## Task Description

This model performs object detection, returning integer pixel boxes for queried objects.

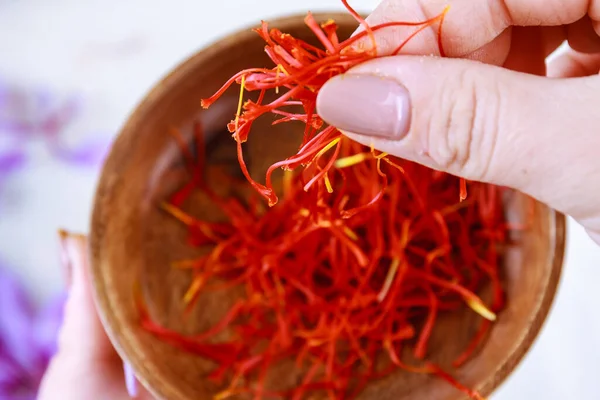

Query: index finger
[355,0,599,57]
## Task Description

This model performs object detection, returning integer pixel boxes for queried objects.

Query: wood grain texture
[89,13,566,400]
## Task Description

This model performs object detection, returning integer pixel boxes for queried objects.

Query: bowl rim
[88,11,567,400]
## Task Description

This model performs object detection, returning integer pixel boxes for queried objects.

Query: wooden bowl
[89,12,566,400]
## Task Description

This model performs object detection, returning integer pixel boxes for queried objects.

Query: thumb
[316,55,600,233]
[55,232,115,360]
[38,232,144,399]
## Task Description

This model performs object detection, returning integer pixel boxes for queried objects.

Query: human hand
[37,233,152,400]
[316,0,600,244]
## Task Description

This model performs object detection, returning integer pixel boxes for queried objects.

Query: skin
[38,0,600,398]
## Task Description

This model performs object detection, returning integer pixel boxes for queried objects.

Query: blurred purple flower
[0,151,26,177]
[49,135,112,167]
[0,150,27,211]
[0,79,110,170]
[0,264,66,399]
[0,81,80,141]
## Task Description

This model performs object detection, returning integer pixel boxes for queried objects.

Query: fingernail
[58,230,74,288]
[57,230,87,290]
[316,74,412,139]
[123,362,139,398]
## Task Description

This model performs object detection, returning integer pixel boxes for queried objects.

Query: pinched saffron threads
[200,2,453,207]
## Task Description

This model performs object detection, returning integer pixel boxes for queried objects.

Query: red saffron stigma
[136,3,522,400]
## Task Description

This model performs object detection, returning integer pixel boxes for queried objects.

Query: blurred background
[0,0,598,399]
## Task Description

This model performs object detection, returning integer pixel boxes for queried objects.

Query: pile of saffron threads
[136,3,522,400]
[142,127,509,400]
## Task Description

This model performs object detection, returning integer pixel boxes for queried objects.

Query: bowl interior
[89,13,565,400]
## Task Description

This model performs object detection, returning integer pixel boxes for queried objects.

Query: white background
[0,0,598,399]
